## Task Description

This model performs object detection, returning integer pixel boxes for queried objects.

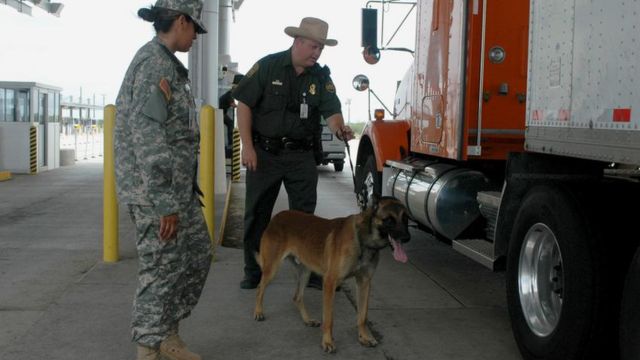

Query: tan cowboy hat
[284,17,338,46]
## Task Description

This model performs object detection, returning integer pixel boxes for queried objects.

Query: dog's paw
[358,335,378,347]
[322,341,337,353]
[254,312,265,321]
[304,319,321,327]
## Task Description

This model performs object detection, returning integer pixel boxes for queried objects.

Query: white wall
[0,123,32,173]
[0,123,61,173]
[48,123,60,168]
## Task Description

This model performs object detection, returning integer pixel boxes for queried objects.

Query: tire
[356,155,381,209]
[506,185,612,360]
[620,246,640,360]
[333,160,344,172]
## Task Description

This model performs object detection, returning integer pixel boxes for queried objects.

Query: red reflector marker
[612,108,631,122]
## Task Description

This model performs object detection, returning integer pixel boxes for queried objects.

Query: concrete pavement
[0,158,522,360]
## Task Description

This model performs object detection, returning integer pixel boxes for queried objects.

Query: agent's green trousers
[242,148,318,280]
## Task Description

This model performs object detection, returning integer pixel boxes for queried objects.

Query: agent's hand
[159,214,178,242]
[242,146,258,171]
[336,125,355,142]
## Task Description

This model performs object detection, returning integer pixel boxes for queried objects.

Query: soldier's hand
[242,146,258,171]
[159,214,178,242]
[336,125,355,142]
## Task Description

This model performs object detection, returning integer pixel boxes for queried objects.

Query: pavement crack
[408,260,467,308]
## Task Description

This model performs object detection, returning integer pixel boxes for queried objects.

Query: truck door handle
[499,83,509,95]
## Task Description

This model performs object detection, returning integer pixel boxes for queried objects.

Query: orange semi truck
[353,1,640,359]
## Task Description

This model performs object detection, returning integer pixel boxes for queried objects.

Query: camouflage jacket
[115,36,199,216]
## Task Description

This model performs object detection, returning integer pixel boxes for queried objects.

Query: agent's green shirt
[114,36,199,217]
[232,48,342,139]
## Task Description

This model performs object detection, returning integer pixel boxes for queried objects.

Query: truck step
[385,159,425,172]
[452,238,500,271]
[477,191,501,241]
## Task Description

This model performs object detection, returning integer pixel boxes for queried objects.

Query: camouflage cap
[154,0,207,34]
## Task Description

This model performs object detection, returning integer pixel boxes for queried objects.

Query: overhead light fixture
[48,2,63,16]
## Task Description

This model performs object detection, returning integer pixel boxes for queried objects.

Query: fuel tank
[384,161,489,240]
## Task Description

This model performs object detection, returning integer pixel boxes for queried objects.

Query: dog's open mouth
[389,236,408,263]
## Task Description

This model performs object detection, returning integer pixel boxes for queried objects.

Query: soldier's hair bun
[138,7,157,22]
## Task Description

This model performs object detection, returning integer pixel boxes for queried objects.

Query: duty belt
[253,134,314,155]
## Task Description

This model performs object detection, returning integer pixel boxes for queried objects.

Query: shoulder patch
[159,78,172,102]
[325,82,336,93]
[246,62,259,78]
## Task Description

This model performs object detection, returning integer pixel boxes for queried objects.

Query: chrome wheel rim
[518,223,564,337]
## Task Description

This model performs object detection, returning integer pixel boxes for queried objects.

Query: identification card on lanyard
[300,92,308,119]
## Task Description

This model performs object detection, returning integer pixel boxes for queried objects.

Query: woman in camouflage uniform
[114,1,211,359]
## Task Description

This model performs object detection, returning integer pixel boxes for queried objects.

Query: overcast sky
[0,0,415,123]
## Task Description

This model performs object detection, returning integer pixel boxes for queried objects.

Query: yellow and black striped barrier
[29,126,37,174]
[232,127,241,182]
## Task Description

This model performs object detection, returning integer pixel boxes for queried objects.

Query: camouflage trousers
[128,197,212,348]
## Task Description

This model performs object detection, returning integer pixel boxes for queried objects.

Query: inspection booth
[0,82,62,173]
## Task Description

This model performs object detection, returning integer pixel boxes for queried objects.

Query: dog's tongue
[389,236,408,263]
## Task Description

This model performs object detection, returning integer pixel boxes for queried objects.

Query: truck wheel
[333,160,344,172]
[620,246,640,360]
[506,185,609,360]
[357,155,381,209]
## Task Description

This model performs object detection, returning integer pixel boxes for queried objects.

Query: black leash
[338,129,367,209]
[343,138,368,209]
[343,138,356,189]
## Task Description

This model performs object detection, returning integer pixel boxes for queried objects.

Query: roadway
[0,155,522,359]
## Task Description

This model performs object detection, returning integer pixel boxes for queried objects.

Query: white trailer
[503,1,639,359]
[354,0,640,359]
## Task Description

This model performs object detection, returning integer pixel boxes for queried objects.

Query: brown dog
[253,196,410,353]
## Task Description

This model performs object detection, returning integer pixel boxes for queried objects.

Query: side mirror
[362,46,381,65]
[352,75,370,92]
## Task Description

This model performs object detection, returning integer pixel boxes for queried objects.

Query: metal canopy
[1,0,64,17]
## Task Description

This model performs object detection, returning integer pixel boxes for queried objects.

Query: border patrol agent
[233,17,355,290]
[114,1,211,359]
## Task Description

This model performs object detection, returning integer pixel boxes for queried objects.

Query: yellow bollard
[232,128,241,182]
[103,105,119,263]
[199,105,215,243]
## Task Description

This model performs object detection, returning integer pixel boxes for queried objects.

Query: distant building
[0,82,62,173]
